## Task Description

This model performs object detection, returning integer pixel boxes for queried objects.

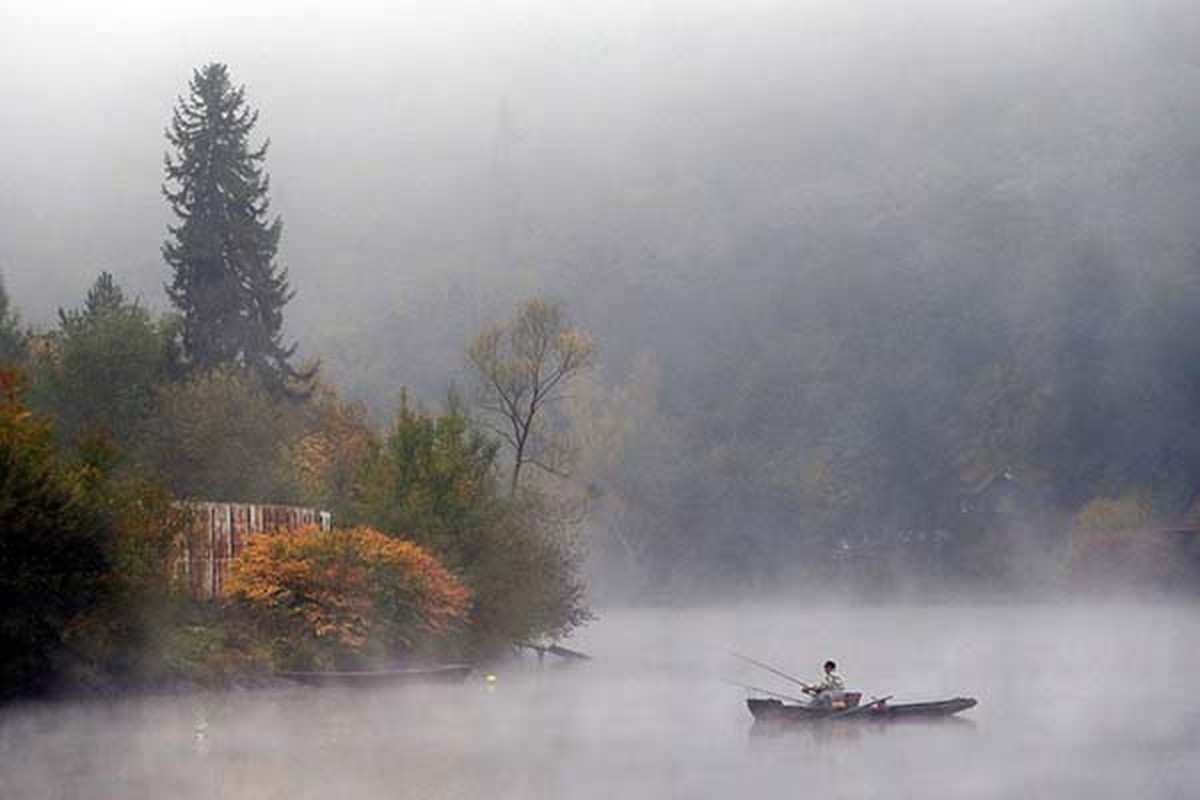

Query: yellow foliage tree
[284,383,375,509]
[1071,493,1155,535]
[1064,492,1186,586]
[227,526,470,669]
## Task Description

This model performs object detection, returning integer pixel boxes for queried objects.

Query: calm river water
[2,602,1198,799]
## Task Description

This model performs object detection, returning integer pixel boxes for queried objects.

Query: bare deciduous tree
[467,299,594,495]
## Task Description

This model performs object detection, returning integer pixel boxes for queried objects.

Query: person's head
[824,660,837,673]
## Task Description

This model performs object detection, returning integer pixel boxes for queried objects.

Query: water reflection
[2,603,1198,799]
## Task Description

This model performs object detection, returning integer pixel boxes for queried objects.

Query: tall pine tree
[162,63,314,396]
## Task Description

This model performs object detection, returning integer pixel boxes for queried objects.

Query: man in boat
[805,660,846,707]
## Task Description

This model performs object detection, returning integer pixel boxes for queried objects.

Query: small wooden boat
[747,695,977,724]
[277,664,473,688]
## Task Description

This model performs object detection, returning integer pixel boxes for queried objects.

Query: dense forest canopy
[4,0,1200,594]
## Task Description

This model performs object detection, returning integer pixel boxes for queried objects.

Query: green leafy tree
[133,367,302,502]
[352,399,588,652]
[60,271,126,328]
[0,371,115,698]
[0,370,190,697]
[354,395,500,555]
[29,272,171,449]
[66,437,189,686]
[0,275,28,367]
[162,63,314,396]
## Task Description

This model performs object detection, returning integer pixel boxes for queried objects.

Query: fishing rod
[721,679,806,704]
[729,651,815,692]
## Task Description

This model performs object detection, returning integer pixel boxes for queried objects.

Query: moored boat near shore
[277,665,473,688]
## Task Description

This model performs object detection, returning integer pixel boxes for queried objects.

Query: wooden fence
[174,502,333,598]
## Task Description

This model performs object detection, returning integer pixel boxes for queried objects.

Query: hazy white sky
[1,0,1196,327]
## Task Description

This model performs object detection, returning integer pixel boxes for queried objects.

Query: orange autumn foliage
[285,383,375,508]
[227,525,470,668]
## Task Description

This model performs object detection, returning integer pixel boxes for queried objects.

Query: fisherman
[805,660,846,707]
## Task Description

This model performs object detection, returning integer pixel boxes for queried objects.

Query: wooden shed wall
[174,502,333,598]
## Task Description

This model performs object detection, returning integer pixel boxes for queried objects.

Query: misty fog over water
[3,603,1198,799]
[4,1,1200,795]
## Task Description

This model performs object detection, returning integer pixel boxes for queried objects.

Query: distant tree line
[564,237,1200,594]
